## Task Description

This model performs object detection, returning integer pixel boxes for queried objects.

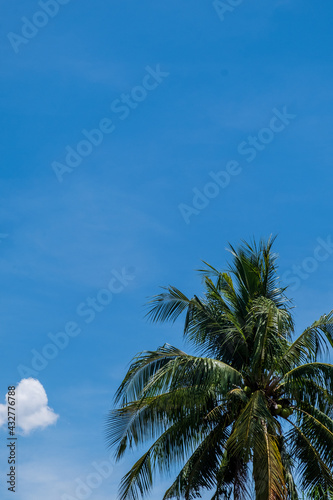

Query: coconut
[281,408,290,419]
[275,404,282,415]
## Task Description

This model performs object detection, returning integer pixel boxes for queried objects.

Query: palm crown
[106,238,333,500]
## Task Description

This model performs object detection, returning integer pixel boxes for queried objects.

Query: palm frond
[286,419,333,495]
[294,405,333,469]
[253,431,287,500]
[211,452,250,500]
[249,297,292,377]
[280,363,333,394]
[275,312,333,374]
[118,411,211,500]
[227,390,278,462]
[146,286,191,323]
[282,377,333,415]
[107,386,219,458]
[279,436,299,500]
[163,421,230,500]
[183,290,248,366]
[114,344,185,405]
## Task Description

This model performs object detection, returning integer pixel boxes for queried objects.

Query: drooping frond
[286,419,333,495]
[281,376,333,415]
[117,412,207,500]
[107,386,219,458]
[279,436,299,500]
[212,452,250,500]
[114,344,187,405]
[253,430,287,500]
[163,420,231,500]
[280,362,333,394]
[294,405,333,470]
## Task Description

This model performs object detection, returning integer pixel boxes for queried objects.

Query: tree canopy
[106,237,333,500]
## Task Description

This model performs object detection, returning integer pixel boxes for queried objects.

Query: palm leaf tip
[145,286,190,323]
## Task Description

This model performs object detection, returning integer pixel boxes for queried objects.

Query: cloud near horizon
[0,378,59,435]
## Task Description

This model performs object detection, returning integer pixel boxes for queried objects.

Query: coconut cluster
[243,387,293,419]
[275,404,293,418]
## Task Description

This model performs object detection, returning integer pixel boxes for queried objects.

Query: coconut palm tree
[106,238,333,500]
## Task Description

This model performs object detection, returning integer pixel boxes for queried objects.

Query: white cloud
[0,378,59,435]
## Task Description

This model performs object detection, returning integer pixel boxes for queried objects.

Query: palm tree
[106,237,333,500]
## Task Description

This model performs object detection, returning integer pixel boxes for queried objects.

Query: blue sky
[1,0,333,498]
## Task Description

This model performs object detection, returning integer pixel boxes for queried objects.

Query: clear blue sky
[1,1,333,498]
